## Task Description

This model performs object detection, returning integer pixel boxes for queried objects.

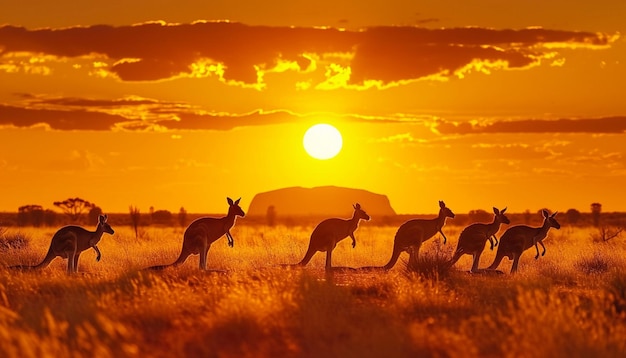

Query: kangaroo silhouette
[448,207,510,272]
[382,200,455,270]
[487,209,560,274]
[295,203,370,271]
[9,214,114,273]
[147,197,245,270]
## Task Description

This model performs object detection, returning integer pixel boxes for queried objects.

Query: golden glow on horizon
[303,124,343,160]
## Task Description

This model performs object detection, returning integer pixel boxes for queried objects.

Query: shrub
[405,239,454,280]
[0,230,29,251]
[575,251,611,274]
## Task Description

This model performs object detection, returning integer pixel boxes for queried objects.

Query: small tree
[590,225,623,243]
[129,205,141,239]
[468,209,491,223]
[43,209,58,227]
[17,205,44,227]
[88,206,103,225]
[152,210,173,226]
[178,207,187,228]
[53,197,95,223]
[565,208,581,225]
[523,210,532,225]
[266,205,277,226]
[591,203,602,227]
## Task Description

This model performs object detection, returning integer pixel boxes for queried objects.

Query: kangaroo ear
[354,203,361,210]
[235,198,241,205]
[493,207,499,215]
[227,197,234,205]
[99,214,105,223]
[439,201,445,208]
[501,207,507,214]
[542,209,549,218]
[551,211,558,218]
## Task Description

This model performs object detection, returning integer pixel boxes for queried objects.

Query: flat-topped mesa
[247,186,396,218]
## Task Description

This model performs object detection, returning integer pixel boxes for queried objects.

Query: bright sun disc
[303,124,343,160]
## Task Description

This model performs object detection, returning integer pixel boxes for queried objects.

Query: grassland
[0,223,625,357]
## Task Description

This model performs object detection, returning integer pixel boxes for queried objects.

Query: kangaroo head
[353,203,370,221]
[439,200,455,219]
[227,197,245,217]
[494,207,510,224]
[98,214,115,234]
[542,209,561,229]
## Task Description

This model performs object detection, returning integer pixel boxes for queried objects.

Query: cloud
[16,93,166,108]
[0,22,617,86]
[2,94,624,133]
[0,104,126,130]
[0,95,349,131]
[435,117,626,134]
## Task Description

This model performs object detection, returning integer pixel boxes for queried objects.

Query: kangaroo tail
[487,251,505,270]
[146,264,171,271]
[383,244,403,270]
[296,243,316,267]
[9,247,55,270]
[447,247,464,268]
[146,249,190,270]
[357,266,387,272]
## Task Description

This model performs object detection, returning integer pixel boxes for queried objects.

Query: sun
[303,124,343,160]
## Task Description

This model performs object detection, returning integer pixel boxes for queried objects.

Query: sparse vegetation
[405,236,454,280]
[0,224,625,357]
[0,229,29,251]
[590,225,624,242]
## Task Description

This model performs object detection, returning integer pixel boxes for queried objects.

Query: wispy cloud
[0,95,386,131]
[2,94,624,133]
[435,117,626,134]
[0,22,617,87]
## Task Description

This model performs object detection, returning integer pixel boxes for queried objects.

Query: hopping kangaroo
[383,200,455,270]
[9,214,114,273]
[448,207,510,273]
[487,209,560,274]
[296,203,370,271]
[148,197,245,270]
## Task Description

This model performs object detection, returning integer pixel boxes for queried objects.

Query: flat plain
[1,224,625,357]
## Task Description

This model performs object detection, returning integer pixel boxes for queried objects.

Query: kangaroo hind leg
[199,244,211,270]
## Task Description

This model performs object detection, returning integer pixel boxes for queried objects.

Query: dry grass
[0,224,625,357]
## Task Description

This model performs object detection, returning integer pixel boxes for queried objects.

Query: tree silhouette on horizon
[53,197,95,223]
[591,203,602,227]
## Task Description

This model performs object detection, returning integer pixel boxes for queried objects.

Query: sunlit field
[1,223,625,357]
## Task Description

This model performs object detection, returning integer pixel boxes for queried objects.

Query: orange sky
[0,1,625,215]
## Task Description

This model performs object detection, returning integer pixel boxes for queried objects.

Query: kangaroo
[487,209,560,274]
[382,200,455,270]
[296,203,370,271]
[148,197,245,270]
[9,214,114,273]
[448,207,510,273]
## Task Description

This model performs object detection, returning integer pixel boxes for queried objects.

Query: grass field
[0,223,625,357]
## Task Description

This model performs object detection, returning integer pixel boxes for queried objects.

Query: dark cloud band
[0,22,615,84]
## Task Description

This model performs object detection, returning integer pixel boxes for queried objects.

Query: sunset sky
[0,1,625,216]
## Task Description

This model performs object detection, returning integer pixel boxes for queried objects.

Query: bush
[405,239,454,280]
[0,230,29,251]
[575,251,611,274]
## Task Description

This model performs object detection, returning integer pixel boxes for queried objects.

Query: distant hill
[247,186,396,218]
